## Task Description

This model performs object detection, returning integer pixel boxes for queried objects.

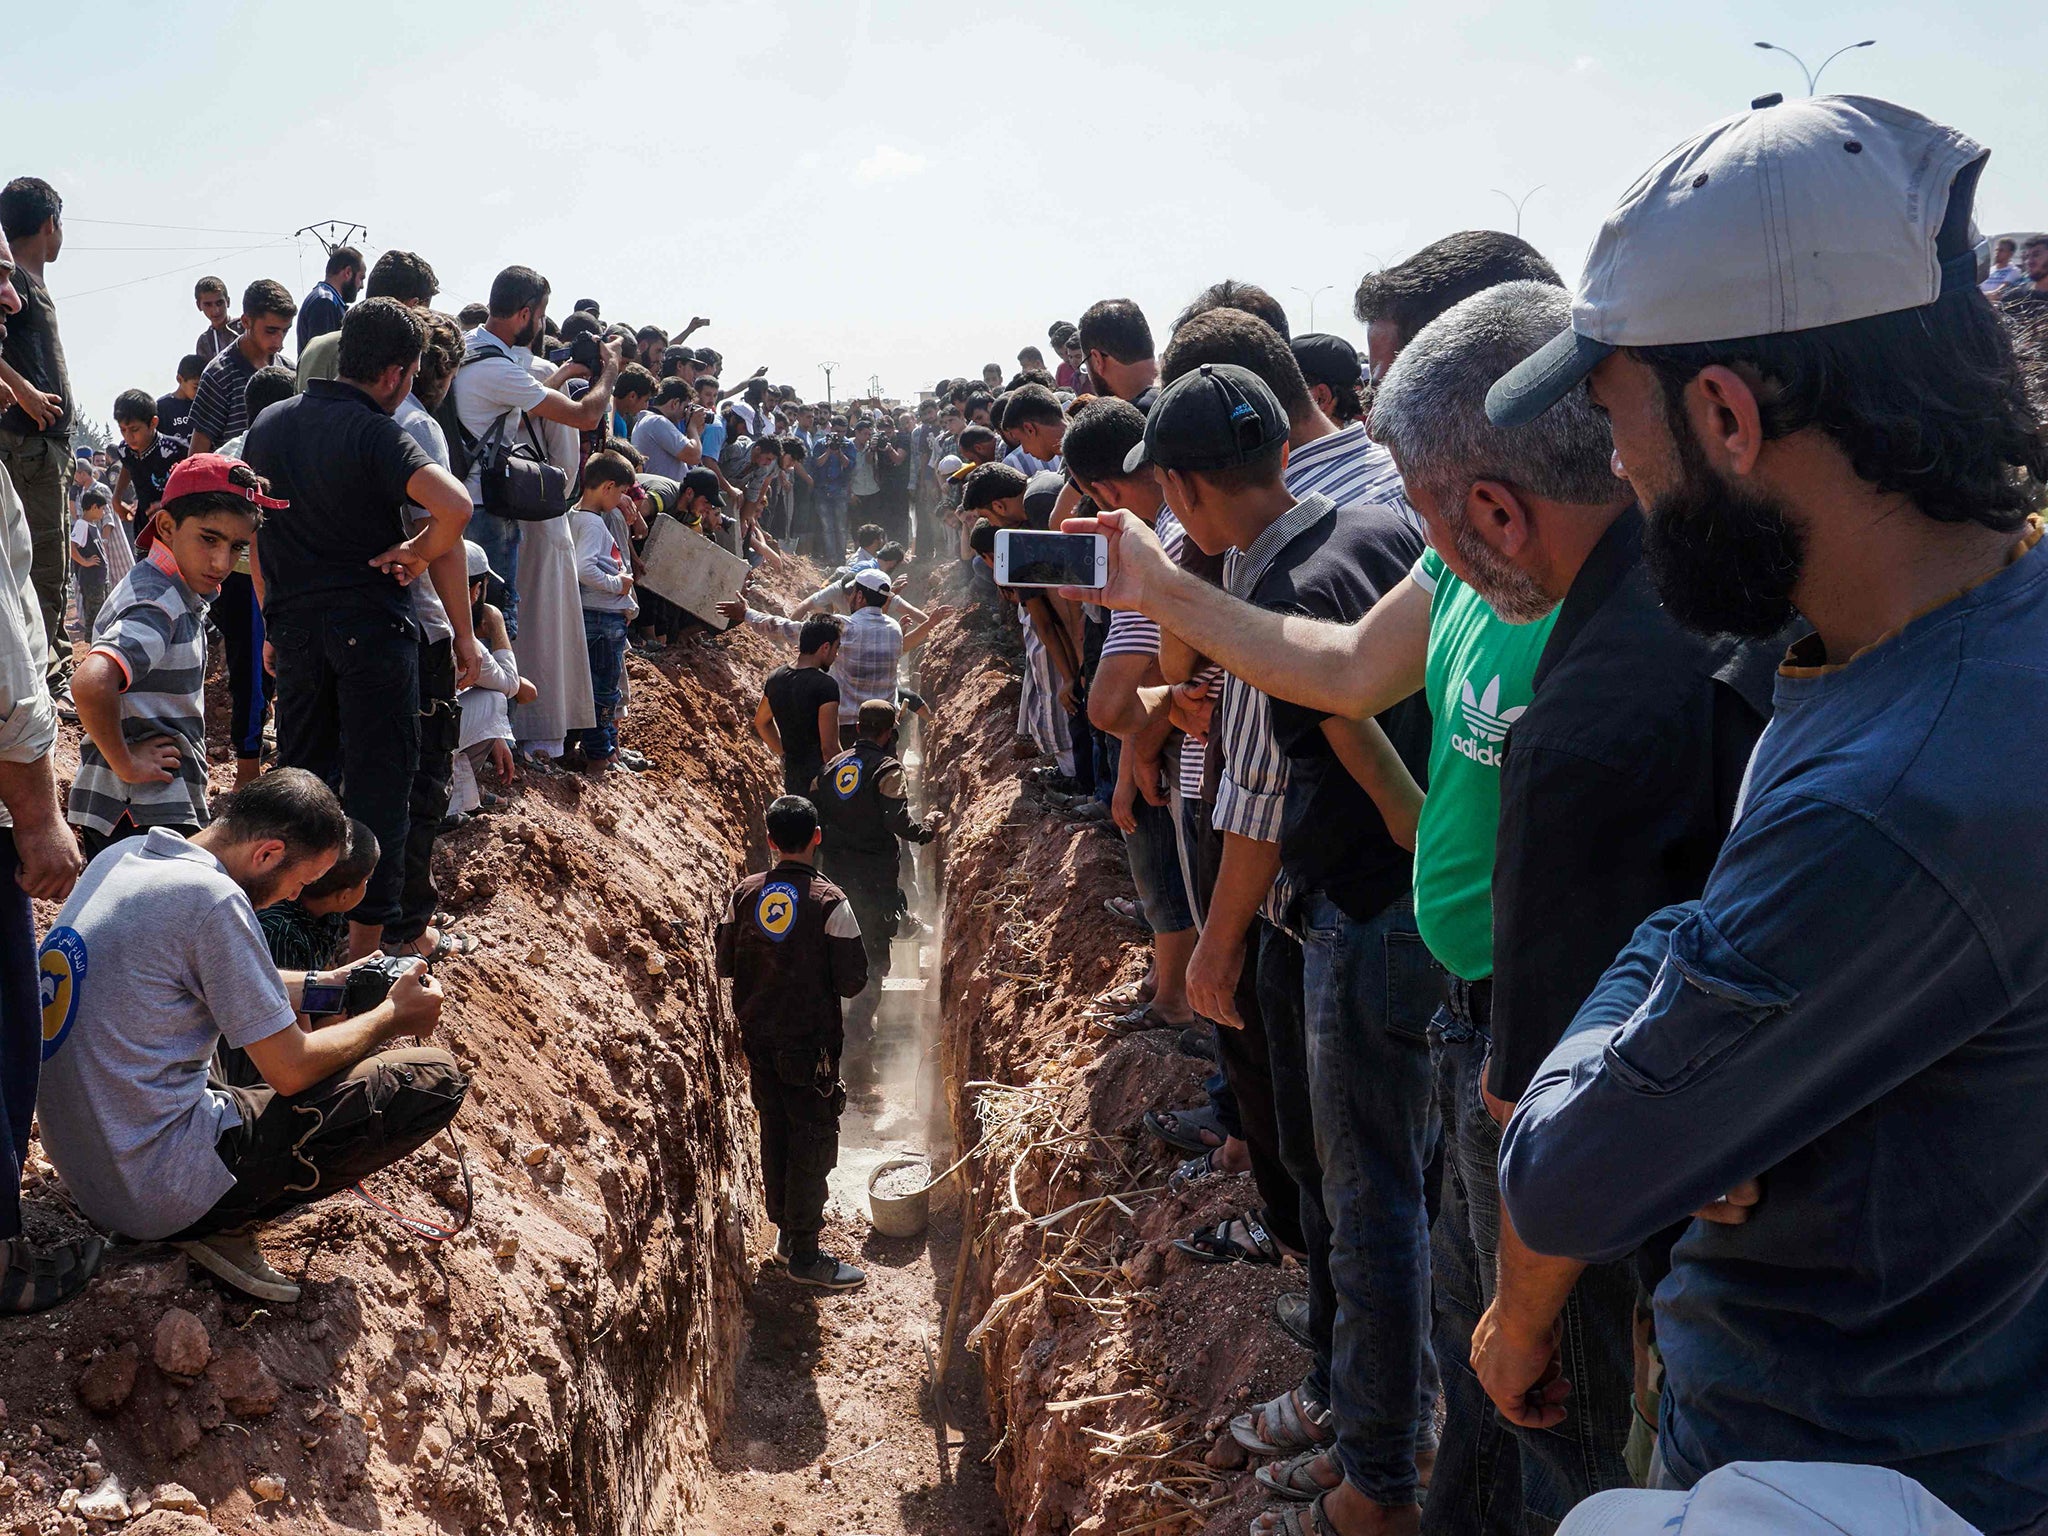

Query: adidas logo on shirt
[1451,675,1526,768]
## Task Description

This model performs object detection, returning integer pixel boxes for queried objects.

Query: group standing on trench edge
[4,86,2048,1536]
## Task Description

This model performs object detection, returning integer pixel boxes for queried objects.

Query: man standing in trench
[716,795,870,1292]
[813,698,941,1064]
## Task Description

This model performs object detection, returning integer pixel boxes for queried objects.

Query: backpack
[436,340,569,522]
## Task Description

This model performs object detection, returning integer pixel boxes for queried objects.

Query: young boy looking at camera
[66,455,281,859]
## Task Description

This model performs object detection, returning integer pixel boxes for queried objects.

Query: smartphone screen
[997,530,1105,588]
[301,980,348,1017]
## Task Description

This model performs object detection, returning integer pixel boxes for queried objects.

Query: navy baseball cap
[1291,333,1363,393]
[1124,363,1288,475]
[681,467,724,507]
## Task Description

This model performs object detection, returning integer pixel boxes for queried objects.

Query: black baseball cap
[1022,470,1066,529]
[681,467,724,507]
[1291,332,1362,393]
[573,298,600,316]
[1124,363,1288,475]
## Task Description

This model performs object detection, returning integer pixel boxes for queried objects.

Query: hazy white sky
[16,0,2046,429]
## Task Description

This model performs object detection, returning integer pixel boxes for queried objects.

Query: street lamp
[1491,186,1546,238]
[819,361,838,409]
[1287,284,1334,331]
[1753,38,1875,95]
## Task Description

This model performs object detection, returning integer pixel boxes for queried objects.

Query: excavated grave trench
[9,572,805,1536]
[8,563,1302,1536]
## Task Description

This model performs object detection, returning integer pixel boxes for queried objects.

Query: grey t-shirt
[36,829,296,1239]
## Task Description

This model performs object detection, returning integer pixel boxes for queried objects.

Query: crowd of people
[1,85,2046,1535]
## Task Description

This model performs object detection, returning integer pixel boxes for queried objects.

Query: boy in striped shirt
[67,455,282,858]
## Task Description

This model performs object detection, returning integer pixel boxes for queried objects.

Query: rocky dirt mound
[919,608,1318,1536]
[9,574,820,1536]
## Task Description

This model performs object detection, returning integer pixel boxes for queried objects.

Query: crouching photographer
[34,769,469,1303]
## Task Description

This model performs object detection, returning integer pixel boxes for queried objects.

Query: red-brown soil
[8,568,826,1534]
[919,593,1318,1536]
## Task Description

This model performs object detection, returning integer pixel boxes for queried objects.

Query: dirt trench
[6,569,819,1535]
[917,597,1320,1536]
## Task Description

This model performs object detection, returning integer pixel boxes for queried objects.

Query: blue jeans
[0,835,38,1241]
[816,491,849,564]
[1424,994,1638,1535]
[1299,890,1443,1505]
[469,509,522,636]
[571,610,628,761]
[1124,796,1194,934]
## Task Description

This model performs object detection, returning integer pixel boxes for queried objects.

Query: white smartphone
[993,529,1108,589]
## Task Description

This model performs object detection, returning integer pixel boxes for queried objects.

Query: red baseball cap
[160,453,290,510]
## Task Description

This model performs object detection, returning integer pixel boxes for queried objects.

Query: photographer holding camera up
[810,418,854,563]
[34,770,469,1303]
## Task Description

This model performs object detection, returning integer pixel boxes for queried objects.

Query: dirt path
[689,717,1008,1536]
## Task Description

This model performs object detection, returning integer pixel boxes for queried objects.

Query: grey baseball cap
[1487,96,1988,427]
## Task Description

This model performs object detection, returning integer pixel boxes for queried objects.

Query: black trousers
[747,1048,844,1244]
[173,1047,468,1238]
[78,815,198,861]
[389,637,458,946]
[269,606,420,929]
[213,570,271,760]
[821,847,899,1041]
[1208,917,1308,1255]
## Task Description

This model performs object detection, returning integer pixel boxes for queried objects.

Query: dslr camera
[343,955,426,1016]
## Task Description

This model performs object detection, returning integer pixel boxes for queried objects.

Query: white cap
[1558,1462,1982,1536]
[852,568,893,595]
[1489,95,1987,426]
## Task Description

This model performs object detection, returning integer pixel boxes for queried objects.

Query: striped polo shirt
[66,545,212,835]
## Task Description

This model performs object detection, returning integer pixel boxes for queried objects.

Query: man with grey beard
[1068,276,1776,1533]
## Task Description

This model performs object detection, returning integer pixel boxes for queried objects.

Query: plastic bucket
[867,1156,933,1239]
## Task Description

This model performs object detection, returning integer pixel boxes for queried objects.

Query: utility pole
[293,219,368,257]
[1490,186,1545,238]
[820,361,838,411]
[1287,284,1334,332]
[1753,38,1875,95]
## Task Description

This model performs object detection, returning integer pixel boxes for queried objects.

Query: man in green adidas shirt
[1408,543,1555,985]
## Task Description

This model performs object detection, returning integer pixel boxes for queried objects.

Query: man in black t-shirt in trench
[756,616,844,794]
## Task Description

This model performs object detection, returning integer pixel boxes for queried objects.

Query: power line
[53,237,301,303]
[69,244,294,252]
[64,216,295,238]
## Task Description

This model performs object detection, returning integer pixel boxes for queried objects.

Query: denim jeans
[1259,915,1330,1392]
[269,605,420,928]
[1424,995,1638,1535]
[816,491,849,565]
[213,570,270,759]
[1124,795,1194,934]
[0,835,38,1241]
[570,610,628,762]
[468,509,522,635]
[1298,891,1443,1505]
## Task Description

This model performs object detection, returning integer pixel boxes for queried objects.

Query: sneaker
[787,1250,866,1291]
[177,1230,301,1303]
[766,1230,792,1267]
